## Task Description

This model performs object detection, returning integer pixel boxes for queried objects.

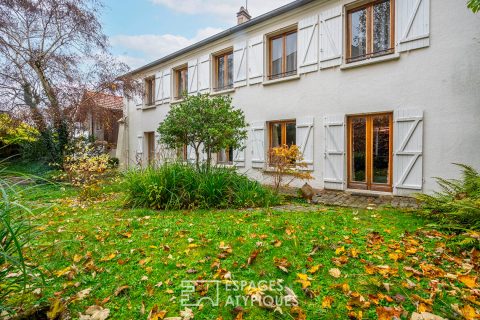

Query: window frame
[268,120,296,149]
[217,146,234,165]
[174,65,188,100]
[144,77,155,106]
[213,50,234,92]
[346,0,395,64]
[268,29,298,80]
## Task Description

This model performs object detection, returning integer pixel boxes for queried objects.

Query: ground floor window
[347,113,393,192]
[217,147,233,164]
[269,120,296,149]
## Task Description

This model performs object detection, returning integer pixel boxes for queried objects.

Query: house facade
[119,0,480,196]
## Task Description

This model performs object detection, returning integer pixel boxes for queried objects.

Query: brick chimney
[236,6,251,25]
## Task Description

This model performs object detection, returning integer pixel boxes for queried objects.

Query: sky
[101,0,293,69]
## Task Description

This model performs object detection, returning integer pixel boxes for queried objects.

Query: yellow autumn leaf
[350,248,359,258]
[322,296,334,309]
[308,265,321,274]
[335,246,345,255]
[100,253,116,262]
[458,274,478,289]
[73,254,82,263]
[295,273,312,289]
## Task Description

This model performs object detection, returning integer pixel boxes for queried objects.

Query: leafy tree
[468,0,480,13]
[157,94,248,170]
[0,0,136,164]
[0,113,39,145]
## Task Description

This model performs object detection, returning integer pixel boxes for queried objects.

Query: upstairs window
[175,66,188,99]
[217,147,233,164]
[214,51,233,91]
[268,30,297,80]
[145,77,155,106]
[347,0,394,63]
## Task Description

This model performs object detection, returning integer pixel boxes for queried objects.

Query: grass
[2,164,479,319]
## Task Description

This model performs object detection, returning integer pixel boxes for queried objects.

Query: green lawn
[4,174,479,319]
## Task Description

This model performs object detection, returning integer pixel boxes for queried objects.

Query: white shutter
[198,54,211,93]
[154,132,161,163]
[233,41,247,87]
[393,109,423,196]
[248,36,264,85]
[251,121,265,168]
[298,15,319,74]
[187,145,196,163]
[324,114,345,190]
[319,6,342,69]
[397,0,430,52]
[134,81,144,109]
[296,117,314,171]
[136,134,144,154]
[188,59,198,94]
[155,71,163,104]
[233,145,246,168]
[162,70,171,102]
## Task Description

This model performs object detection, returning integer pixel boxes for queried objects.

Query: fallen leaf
[147,304,167,320]
[79,305,110,320]
[329,268,341,278]
[322,296,334,309]
[295,273,312,289]
[100,253,116,262]
[458,274,478,289]
[376,306,402,320]
[114,285,130,296]
[308,265,321,274]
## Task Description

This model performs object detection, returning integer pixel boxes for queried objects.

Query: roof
[82,91,123,110]
[129,0,316,75]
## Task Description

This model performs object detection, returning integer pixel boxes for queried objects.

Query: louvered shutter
[233,145,246,168]
[324,114,345,190]
[298,15,319,74]
[397,0,430,52]
[251,121,265,168]
[248,36,264,85]
[188,59,198,94]
[155,71,163,104]
[198,54,211,93]
[233,41,247,88]
[296,117,314,171]
[319,6,342,69]
[393,109,423,196]
[162,70,171,102]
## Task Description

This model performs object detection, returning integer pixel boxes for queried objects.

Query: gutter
[127,0,316,76]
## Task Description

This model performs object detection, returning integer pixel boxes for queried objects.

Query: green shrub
[416,163,480,230]
[123,163,280,210]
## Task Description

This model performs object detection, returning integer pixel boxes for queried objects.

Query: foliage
[123,163,279,210]
[416,163,480,231]
[0,163,40,315]
[157,94,248,170]
[0,114,39,145]
[4,174,480,319]
[60,140,111,199]
[268,144,313,191]
[468,0,480,13]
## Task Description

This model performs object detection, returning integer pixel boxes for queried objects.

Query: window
[269,120,296,149]
[175,66,188,99]
[347,0,394,63]
[268,30,297,80]
[217,147,234,164]
[145,77,155,106]
[214,51,233,91]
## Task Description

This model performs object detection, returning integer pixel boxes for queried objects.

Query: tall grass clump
[416,163,480,231]
[123,163,280,210]
[0,162,38,315]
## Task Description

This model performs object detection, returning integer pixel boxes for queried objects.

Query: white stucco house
[117,0,480,196]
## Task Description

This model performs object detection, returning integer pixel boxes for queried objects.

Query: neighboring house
[121,0,480,196]
[75,91,123,156]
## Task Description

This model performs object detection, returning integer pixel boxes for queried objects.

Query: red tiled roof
[83,91,123,110]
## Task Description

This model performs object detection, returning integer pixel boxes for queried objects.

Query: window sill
[170,98,184,105]
[210,88,235,96]
[340,53,400,70]
[142,104,156,110]
[262,74,300,86]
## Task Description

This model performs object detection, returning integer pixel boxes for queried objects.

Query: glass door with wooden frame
[347,113,393,192]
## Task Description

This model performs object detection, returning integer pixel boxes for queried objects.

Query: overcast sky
[101,0,293,69]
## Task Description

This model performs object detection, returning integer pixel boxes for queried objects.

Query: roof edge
[127,0,316,76]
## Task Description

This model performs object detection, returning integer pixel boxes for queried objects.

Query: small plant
[268,144,313,192]
[123,163,279,210]
[416,163,480,231]
[60,139,111,199]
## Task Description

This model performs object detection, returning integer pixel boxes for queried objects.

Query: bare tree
[0,0,137,162]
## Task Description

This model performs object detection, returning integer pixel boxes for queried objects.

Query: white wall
[124,0,480,195]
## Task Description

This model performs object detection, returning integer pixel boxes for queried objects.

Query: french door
[347,113,393,192]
